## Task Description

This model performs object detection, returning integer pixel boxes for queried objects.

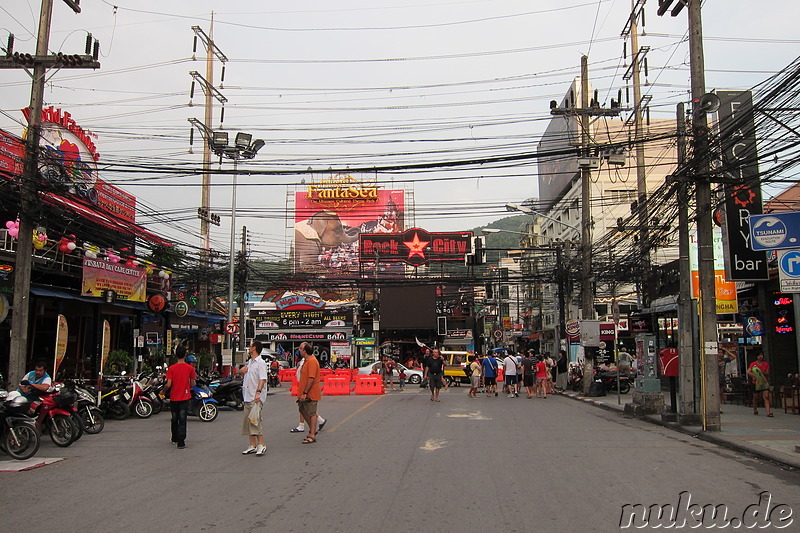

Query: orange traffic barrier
[354,375,384,395]
[323,377,351,395]
[334,369,351,379]
[280,368,295,382]
[290,378,299,396]
[497,367,505,381]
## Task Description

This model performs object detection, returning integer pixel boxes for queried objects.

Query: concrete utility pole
[199,15,215,312]
[579,56,595,395]
[676,102,701,424]
[4,0,99,386]
[687,1,720,431]
[628,2,651,307]
[238,225,247,352]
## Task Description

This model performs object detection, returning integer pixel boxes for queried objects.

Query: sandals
[767,413,774,417]
[754,410,758,415]
[302,436,317,444]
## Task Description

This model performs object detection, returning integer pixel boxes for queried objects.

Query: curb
[556,390,800,471]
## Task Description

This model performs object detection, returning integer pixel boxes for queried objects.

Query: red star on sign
[403,232,429,259]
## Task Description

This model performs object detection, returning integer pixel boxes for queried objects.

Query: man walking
[240,340,268,456]
[424,348,445,402]
[162,345,196,449]
[297,342,321,444]
[503,350,519,398]
[481,349,499,397]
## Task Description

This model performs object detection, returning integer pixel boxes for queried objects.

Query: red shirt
[748,360,769,384]
[535,361,548,379]
[166,361,196,401]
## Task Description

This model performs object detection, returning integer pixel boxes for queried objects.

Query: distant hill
[468,215,533,263]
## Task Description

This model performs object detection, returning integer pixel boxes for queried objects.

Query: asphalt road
[2,385,799,532]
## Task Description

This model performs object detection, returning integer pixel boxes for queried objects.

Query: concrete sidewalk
[558,388,800,470]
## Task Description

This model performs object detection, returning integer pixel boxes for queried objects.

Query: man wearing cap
[162,345,196,449]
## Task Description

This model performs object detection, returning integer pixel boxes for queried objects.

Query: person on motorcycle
[18,360,52,401]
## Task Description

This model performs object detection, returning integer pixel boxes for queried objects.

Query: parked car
[260,350,291,369]
[357,362,423,384]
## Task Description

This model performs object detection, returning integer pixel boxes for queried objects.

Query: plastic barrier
[290,378,299,396]
[280,368,295,382]
[354,375,384,395]
[323,377,351,395]
[497,367,505,381]
[334,369,351,379]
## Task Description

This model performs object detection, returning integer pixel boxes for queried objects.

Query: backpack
[464,363,473,378]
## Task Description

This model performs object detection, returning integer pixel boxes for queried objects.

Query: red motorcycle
[25,381,78,447]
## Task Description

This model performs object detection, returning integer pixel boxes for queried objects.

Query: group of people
[416,347,568,402]
[161,340,325,454]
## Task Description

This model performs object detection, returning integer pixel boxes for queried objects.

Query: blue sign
[780,250,800,278]
[749,212,800,251]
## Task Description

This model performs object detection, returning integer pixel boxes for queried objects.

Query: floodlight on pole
[505,204,581,237]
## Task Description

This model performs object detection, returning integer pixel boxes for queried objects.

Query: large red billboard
[294,176,405,274]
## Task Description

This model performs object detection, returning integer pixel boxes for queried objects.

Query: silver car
[357,362,423,384]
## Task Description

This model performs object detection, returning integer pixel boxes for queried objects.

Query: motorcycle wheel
[108,401,130,421]
[69,412,84,441]
[49,414,76,447]
[134,398,154,418]
[81,407,105,434]
[3,423,40,460]
[198,402,218,422]
[232,391,244,411]
[619,381,631,394]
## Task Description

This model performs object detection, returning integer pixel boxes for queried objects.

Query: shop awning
[31,285,97,303]
[41,192,171,247]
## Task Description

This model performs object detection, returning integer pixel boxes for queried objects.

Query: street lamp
[505,204,581,238]
[208,130,264,365]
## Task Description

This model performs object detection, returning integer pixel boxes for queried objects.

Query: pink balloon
[5,220,13,229]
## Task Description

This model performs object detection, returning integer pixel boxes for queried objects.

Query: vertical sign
[689,227,738,314]
[54,314,68,376]
[101,319,111,373]
[716,90,769,281]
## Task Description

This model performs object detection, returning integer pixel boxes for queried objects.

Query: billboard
[294,175,405,274]
[359,228,473,266]
[249,308,354,329]
[0,129,25,179]
[82,257,147,302]
[538,79,581,206]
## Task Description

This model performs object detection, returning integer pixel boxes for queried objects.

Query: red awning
[41,192,171,247]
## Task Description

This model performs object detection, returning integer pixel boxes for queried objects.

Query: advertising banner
[0,128,25,179]
[82,257,146,302]
[250,308,354,329]
[0,261,14,293]
[294,175,405,273]
[54,314,68,377]
[689,228,738,314]
[101,319,111,374]
[94,179,136,223]
[264,331,350,342]
[359,228,473,266]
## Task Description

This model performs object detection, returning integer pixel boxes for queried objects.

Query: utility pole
[579,56,595,394]
[625,0,651,306]
[190,18,227,312]
[238,225,247,352]
[3,0,99,386]
[675,102,701,424]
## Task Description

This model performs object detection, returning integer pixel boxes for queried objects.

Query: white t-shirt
[242,356,268,403]
[503,355,518,375]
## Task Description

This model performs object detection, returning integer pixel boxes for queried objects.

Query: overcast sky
[2,0,798,263]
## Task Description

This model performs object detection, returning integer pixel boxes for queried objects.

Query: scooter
[207,376,244,410]
[597,370,631,394]
[0,390,40,460]
[189,381,218,422]
[70,381,105,434]
[268,366,280,388]
[127,379,154,418]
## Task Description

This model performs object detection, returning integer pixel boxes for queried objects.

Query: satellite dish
[695,93,721,115]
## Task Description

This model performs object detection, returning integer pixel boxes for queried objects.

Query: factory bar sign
[359,228,473,266]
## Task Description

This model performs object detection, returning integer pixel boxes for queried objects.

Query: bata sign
[360,228,473,266]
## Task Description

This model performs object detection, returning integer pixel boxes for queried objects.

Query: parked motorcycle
[189,381,218,422]
[138,373,165,415]
[25,381,78,447]
[0,390,40,460]
[127,379,154,418]
[86,378,131,420]
[207,376,244,410]
[597,370,631,394]
[568,364,583,392]
[70,381,105,434]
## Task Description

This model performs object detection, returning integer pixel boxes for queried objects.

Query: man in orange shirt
[297,342,321,444]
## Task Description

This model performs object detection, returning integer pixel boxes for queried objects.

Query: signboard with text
[82,257,146,302]
[359,228,473,266]
[250,308,354,329]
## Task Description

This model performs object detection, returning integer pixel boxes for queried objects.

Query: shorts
[242,401,264,436]
[470,375,481,388]
[523,375,534,388]
[537,376,548,384]
[298,399,318,418]
[505,374,518,386]
[428,373,444,389]
[484,376,496,386]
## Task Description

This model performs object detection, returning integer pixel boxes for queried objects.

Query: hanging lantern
[32,227,48,250]
[58,234,77,254]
